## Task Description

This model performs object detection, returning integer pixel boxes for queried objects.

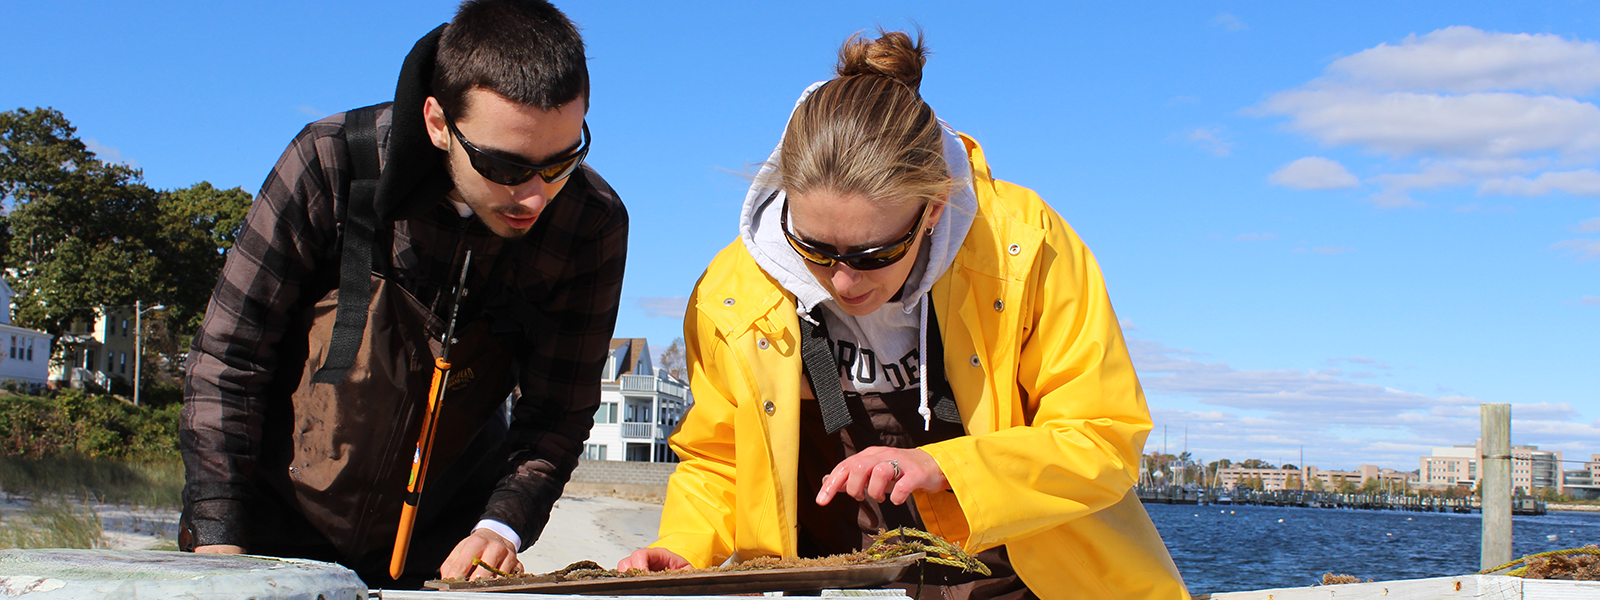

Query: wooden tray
[425,553,925,595]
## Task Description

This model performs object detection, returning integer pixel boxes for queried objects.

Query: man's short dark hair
[433,0,589,117]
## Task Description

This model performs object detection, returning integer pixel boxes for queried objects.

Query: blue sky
[3,1,1596,472]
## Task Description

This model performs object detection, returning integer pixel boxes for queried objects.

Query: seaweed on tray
[431,526,987,588]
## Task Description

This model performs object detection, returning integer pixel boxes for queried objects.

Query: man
[179,0,626,587]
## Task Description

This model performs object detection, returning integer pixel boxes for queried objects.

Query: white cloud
[1233,233,1277,242]
[1131,339,1600,468]
[1212,13,1248,32]
[1510,402,1579,420]
[1260,89,1600,158]
[1333,355,1394,370]
[1268,157,1359,190]
[1579,217,1600,233]
[1184,126,1233,156]
[1480,169,1600,197]
[1367,164,1474,208]
[1325,26,1600,95]
[1553,238,1600,260]
[635,296,689,319]
[1131,340,1436,419]
[1256,26,1600,206]
[1368,166,1470,190]
[83,139,137,168]
[1444,156,1549,176]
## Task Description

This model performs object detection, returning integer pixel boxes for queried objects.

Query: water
[1145,503,1600,594]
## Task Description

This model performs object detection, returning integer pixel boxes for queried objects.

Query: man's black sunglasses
[780,192,929,271]
[442,108,591,186]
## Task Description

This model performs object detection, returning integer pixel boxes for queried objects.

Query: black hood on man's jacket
[377,23,454,222]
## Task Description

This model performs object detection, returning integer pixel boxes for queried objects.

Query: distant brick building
[1417,441,1564,494]
[1219,464,1408,491]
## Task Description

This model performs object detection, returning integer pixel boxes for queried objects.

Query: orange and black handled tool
[390,250,473,580]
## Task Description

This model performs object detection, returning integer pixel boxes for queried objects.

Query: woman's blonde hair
[776,30,953,209]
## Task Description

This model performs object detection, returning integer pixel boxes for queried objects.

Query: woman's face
[786,190,944,316]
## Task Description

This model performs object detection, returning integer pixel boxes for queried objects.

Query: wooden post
[1480,403,1512,571]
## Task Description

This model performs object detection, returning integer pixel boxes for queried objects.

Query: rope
[1478,547,1600,576]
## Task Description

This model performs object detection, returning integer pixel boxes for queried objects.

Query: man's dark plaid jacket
[179,96,627,559]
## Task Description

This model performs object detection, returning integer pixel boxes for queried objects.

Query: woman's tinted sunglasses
[780,192,929,271]
[443,108,591,186]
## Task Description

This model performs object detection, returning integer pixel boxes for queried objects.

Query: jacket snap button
[763,400,776,415]
[993,299,1004,312]
[970,355,981,368]
[1008,244,1021,256]
[724,298,736,306]
[757,338,770,350]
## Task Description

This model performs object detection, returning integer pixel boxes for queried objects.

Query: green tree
[144,182,252,372]
[2,107,163,341]
[658,337,687,382]
[1240,458,1275,469]
[1,107,252,372]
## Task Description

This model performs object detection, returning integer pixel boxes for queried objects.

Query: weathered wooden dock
[1196,574,1599,599]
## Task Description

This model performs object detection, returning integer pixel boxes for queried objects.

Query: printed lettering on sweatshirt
[832,339,920,394]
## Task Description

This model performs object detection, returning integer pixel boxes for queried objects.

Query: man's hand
[194,545,245,554]
[816,446,949,506]
[439,528,523,581]
[616,547,691,572]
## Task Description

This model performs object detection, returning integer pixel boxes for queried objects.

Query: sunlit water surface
[1145,503,1600,594]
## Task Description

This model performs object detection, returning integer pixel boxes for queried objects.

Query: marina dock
[1134,485,1547,515]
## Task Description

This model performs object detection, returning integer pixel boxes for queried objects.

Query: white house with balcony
[0,279,53,392]
[583,338,691,463]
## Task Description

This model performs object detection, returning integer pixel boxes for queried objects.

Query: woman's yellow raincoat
[653,134,1190,599]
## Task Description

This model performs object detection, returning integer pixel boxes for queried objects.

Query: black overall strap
[799,315,853,434]
[923,301,962,424]
[313,105,384,384]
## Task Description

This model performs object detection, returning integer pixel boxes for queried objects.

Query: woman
[620,31,1188,599]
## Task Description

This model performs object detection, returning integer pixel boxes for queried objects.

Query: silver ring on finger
[889,459,901,480]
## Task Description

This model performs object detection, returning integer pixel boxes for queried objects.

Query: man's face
[423,88,587,238]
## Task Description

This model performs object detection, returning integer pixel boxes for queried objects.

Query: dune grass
[0,498,107,549]
[0,456,183,508]
[0,389,183,550]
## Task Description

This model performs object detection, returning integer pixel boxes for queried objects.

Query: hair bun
[836,30,928,92]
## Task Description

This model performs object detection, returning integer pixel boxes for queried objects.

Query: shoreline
[1548,503,1600,512]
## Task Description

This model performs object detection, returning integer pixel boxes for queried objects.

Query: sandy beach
[1,492,663,574]
[516,493,664,573]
